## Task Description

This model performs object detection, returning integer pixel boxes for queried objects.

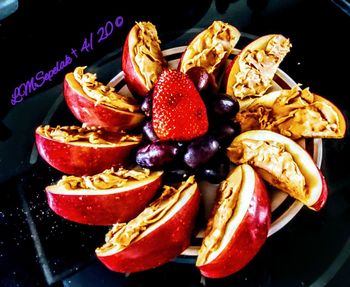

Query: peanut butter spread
[197,167,242,265]
[180,20,240,74]
[228,139,306,200]
[73,66,139,112]
[38,125,141,144]
[236,87,341,139]
[96,176,195,253]
[57,166,150,190]
[233,35,291,99]
[131,22,166,90]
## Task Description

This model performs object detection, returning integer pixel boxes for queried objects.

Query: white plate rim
[107,45,323,257]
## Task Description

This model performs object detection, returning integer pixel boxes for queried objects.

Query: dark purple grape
[197,154,230,184]
[185,66,210,92]
[163,168,191,184]
[176,141,186,148]
[184,135,220,169]
[143,121,159,142]
[209,93,240,118]
[141,94,153,117]
[211,121,241,147]
[136,142,179,169]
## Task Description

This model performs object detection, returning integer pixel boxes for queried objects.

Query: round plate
[108,46,322,258]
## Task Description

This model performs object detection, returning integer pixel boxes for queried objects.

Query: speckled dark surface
[1,0,350,286]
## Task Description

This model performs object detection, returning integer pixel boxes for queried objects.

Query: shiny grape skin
[143,121,159,142]
[211,121,241,147]
[163,168,192,184]
[141,94,152,117]
[135,142,179,169]
[209,93,240,118]
[183,135,220,169]
[196,153,231,184]
[185,66,210,92]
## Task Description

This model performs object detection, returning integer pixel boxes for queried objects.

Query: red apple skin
[221,58,235,93]
[45,172,163,226]
[198,171,271,278]
[96,187,200,273]
[35,131,140,176]
[122,32,149,97]
[310,170,328,211]
[64,73,144,130]
[176,50,186,72]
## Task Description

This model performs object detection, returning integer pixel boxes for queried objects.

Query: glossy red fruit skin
[310,170,328,211]
[35,131,139,176]
[122,32,149,97]
[96,187,200,272]
[198,171,271,278]
[221,59,235,93]
[64,73,144,130]
[46,172,163,226]
[152,69,208,141]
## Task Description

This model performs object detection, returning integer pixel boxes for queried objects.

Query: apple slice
[95,176,200,273]
[196,164,270,278]
[235,87,347,139]
[227,130,328,210]
[35,125,142,176]
[64,67,144,130]
[122,21,167,97]
[178,20,240,79]
[45,167,163,225]
[223,34,291,109]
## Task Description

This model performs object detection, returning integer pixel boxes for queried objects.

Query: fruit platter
[34,20,346,279]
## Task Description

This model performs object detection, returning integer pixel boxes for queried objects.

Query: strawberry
[152,69,208,141]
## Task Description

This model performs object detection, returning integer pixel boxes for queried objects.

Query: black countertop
[1,0,350,286]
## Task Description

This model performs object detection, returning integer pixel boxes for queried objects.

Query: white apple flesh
[96,181,200,273]
[45,171,163,225]
[227,130,328,210]
[196,164,271,278]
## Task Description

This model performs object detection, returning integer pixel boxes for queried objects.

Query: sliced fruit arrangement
[95,176,200,273]
[197,164,270,278]
[227,130,328,211]
[224,34,291,108]
[35,125,142,176]
[64,66,144,130]
[179,20,240,80]
[45,166,163,225]
[235,86,347,139]
[34,19,348,279]
[122,21,167,97]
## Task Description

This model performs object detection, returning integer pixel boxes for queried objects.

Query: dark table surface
[1,0,350,286]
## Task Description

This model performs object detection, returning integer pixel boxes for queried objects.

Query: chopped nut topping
[197,167,242,265]
[132,22,166,90]
[57,166,151,190]
[236,87,342,139]
[228,139,306,201]
[37,125,142,144]
[180,20,240,74]
[233,35,291,99]
[73,66,139,112]
[97,176,195,253]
